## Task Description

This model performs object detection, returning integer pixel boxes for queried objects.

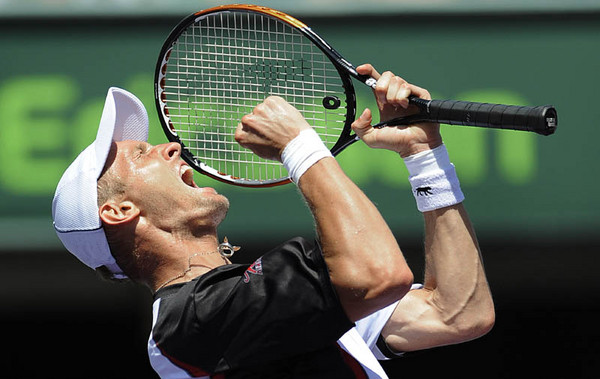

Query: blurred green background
[0,1,598,378]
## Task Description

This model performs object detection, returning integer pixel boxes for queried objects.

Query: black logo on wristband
[415,186,433,196]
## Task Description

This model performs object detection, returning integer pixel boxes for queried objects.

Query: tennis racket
[155,4,558,187]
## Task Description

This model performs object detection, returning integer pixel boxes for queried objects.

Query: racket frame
[155,4,360,187]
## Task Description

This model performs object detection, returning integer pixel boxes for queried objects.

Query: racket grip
[413,97,557,136]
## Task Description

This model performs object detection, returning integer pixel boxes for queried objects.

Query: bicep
[381,288,470,353]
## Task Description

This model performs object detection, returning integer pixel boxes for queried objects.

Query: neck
[149,234,240,292]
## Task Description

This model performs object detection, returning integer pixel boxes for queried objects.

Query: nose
[159,142,181,161]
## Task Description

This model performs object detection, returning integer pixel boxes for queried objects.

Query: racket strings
[161,11,348,184]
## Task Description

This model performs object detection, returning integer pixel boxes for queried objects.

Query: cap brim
[95,87,150,176]
[52,87,149,276]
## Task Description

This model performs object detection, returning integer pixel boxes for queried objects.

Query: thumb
[351,108,373,139]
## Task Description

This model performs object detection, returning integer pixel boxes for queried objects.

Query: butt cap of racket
[538,105,558,136]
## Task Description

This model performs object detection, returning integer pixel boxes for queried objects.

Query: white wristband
[281,129,332,183]
[403,144,464,212]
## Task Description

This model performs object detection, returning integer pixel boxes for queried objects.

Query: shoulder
[268,236,318,253]
[262,236,323,264]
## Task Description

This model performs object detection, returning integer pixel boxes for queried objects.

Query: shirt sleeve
[354,283,424,360]
[152,237,354,374]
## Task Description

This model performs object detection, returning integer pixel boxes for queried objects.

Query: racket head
[155,4,357,187]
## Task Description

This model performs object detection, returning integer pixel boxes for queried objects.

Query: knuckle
[254,102,265,112]
[374,82,387,94]
[234,129,244,143]
[264,95,281,104]
[392,76,404,85]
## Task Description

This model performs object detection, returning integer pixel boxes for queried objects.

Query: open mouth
[180,164,198,188]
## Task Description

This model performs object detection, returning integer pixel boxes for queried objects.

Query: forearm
[381,149,494,352]
[422,204,494,330]
[404,144,492,317]
[298,157,413,321]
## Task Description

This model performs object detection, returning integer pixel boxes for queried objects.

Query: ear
[99,201,141,226]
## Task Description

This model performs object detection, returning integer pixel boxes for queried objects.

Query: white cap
[52,87,149,278]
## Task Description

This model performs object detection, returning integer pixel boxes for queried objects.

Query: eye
[134,144,147,159]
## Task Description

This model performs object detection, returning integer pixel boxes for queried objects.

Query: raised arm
[351,64,495,351]
[235,97,413,322]
[383,204,494,351]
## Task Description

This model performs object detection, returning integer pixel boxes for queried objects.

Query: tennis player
[52,64,494,378]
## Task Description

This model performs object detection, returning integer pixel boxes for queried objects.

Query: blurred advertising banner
[0,9,598,250]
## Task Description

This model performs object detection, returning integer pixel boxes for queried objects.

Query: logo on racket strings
[242,58,312,92]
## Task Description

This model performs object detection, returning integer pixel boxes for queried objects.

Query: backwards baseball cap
[52,87,149,278]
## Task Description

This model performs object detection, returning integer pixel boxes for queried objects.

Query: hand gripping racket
[155,4,558,187]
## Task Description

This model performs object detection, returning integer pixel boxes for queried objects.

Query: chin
[214,196,230,223]
[204,194,230,226]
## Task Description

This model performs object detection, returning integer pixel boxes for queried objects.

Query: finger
[375,71,395,105]
[386,77,403,105]
[237,115,259,143]
[234,122,247,145]
[252,101,267,116]
[351,108,373,138]
[356,63,381,80]
[240,113,252,126]
[405,83,432,101]
[392,82,412,109]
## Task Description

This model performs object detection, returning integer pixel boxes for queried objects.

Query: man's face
[105,140,230,233]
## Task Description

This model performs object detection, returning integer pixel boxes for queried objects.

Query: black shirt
[149,237,363,378]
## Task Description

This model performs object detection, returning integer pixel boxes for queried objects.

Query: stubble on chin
[199,194,230,227]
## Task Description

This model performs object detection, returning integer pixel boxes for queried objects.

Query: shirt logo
[243,258,263,283]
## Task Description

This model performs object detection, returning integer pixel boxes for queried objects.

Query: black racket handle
[357,73,557,135]
[403,96,557,136]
